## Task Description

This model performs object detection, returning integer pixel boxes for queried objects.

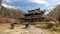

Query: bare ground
[0,23,59,34]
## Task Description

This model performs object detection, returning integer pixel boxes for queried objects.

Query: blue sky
[2,0,60,12]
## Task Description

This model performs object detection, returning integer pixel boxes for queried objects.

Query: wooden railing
[20,22,50,24]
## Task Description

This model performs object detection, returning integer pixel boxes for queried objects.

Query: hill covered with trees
[0,6,24,23]
[48,5,60,23]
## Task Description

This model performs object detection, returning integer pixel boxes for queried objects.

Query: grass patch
[52,26,60,32]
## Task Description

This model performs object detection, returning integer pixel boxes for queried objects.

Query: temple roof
[21,15,43,19]
[24,8,45,15]
[20,8,45,19]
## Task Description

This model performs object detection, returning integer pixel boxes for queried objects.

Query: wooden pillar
[0,0,2,10]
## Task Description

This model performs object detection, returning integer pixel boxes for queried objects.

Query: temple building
[20,8,46,23]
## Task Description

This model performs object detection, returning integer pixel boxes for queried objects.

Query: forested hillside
[48,5,60,23]
[0,6,24,23]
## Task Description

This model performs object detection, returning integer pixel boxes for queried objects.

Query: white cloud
[3,0,12,2]
[3,0,21,2]
[57,2,60,5]
[45,7,55,15]
[48,7,54,10]
[3,0,49,6]
[45,4,49,6]
[27,0,49,6]
[2,3,15,8]
[51,0,56,1]
[2,3,21,9]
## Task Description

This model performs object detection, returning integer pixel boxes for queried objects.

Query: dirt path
[0,24,52,34]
